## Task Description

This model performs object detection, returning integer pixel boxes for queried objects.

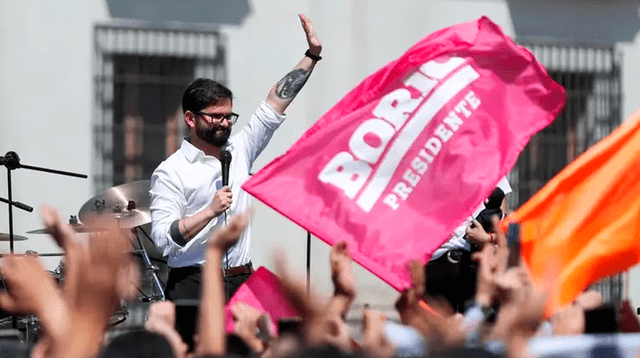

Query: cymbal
[27,223,103,234]
[0,234,27,241]
[79,180,151,229]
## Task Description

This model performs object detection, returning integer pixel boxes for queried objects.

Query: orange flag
[508,109,640,315]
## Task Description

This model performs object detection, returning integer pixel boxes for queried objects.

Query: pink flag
[225,267,300,334]
[243,17,565,291]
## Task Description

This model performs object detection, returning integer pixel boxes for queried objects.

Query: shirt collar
[180,139,205,163]
[180,139,233,163]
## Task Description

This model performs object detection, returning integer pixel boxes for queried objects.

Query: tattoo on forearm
[275,68,311,99]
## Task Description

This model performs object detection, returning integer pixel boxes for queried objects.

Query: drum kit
[0,151,170,340]
[0,179,166,338]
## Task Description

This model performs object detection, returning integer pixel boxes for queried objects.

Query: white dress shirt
[150,101,285,268]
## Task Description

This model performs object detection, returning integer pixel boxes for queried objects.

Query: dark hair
[226,333,257,358]
[475,187,506,233]
[182,78,233,114]
[584,304,619,334]
[485,187,505,210]
[101,331,175,358]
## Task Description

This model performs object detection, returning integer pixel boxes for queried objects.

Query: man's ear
[185,111,196,129]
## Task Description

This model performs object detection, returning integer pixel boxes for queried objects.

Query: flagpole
[306,231,311,294]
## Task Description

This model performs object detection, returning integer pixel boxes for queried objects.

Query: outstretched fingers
[207,211,250,252]
[298,13,322,54]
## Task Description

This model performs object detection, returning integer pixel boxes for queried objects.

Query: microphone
[220,150,232,187]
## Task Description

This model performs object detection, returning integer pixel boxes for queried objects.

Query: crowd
[0,199,636,358]
[0,11,637,358]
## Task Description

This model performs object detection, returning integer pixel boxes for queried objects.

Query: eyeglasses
[195,111,239,125]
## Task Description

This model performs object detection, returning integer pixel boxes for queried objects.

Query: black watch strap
[305,49,322,62]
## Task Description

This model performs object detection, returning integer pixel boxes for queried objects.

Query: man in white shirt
[149,13,322,314]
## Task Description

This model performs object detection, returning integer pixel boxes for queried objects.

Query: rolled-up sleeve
[237,101,286,165]
[150,165,187,257]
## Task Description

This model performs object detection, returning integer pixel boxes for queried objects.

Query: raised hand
[207,211,249,252]
[231,301,269,353]
[361,306,395,358]
[330,241,357,299]
[274,251,353,352]
[298,13,322,56]
[197,212,250,356]
[37,205,138,358]
[146,301,189,358]
[0,254,63,317]
[465,219,493,246]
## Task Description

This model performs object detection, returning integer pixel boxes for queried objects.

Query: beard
[196,125,231,147]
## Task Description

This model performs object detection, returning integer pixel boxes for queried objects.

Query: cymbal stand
[0,151,87,331]
[132,227,165,301]
[0,151,87,252]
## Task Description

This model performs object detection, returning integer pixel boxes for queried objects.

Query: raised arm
[266,13,322,115]
[196,212,249,356]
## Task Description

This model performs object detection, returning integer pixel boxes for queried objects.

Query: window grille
[92,23,227,328]
[93,23,227,192]
[511,41,623,307]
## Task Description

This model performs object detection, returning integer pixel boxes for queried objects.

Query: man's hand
[275,252,353,353]
[361,306,395,358]
[146,301,189,358]
[207,211,249,253]
[197,212,250,356]
[0,254,63,317]
[465,219,493,246]
[471,245,499,307]
[330,242,357,298]
[551,304,585,336]
[268,14,323,114]
[299,13,322,56]
[231,302,268,353]
[209,186,232,217]
[40,205,136,358]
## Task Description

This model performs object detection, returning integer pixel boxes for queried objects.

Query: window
[93,23,227,191]
[92,23,227,328]
[512,41,623,306]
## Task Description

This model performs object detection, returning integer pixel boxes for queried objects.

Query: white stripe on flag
[356,65,480,212]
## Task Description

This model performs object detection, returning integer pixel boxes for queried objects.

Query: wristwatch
[463,299,496,321]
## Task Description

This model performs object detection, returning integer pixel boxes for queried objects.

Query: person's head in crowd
[476,187,505,233]
[431,346,503,358]
[584,304,619,334]
[226,333,257,358]
[101,331,175,358]
[288,344,363,358]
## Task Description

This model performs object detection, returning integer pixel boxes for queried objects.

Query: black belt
[223,261,254,277]
[169,261,253,278]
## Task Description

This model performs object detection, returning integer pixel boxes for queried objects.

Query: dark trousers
[425,249,477,312]
[165,265,253,351]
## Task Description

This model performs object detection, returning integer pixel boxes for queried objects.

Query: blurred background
[1,0,639,331]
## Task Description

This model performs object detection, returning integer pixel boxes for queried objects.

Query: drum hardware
[132,225,165,302]
[0,150,86,331]
[0,252,64,258]
[77,180,165,302]
[0,234,28,242]
[78,180,151,230]
[26,217,103,234]
[0,178,166,335]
